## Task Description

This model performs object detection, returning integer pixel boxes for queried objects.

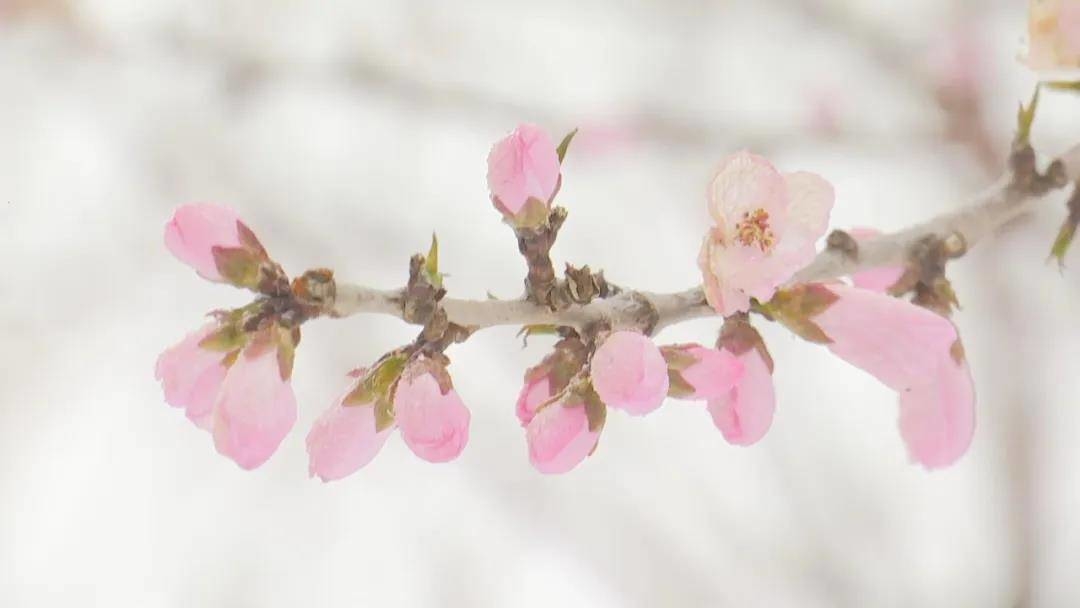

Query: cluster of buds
[157,124,979,480]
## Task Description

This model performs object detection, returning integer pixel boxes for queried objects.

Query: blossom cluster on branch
[156,7,1080,480]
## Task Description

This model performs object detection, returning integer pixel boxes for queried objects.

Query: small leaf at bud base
[373,397,395,433]
[198,323,247,353]
[344,354,408,406]
[517,324,559,347]
[236,220,269,261]
[555,128,578,163]
[510,197,554,230]
[718,315,774,373]
[424,234,443,289]
[212,246,262,289]
[1015,85,1040,147]
[764,285,839,344]
[1049,217,1077,268]
[275,325,299,381]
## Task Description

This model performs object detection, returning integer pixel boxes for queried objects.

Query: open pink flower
[706,346,775,446]
[662,344,745,401]
[306,379,394,482]
[590,331,669,416]
[847,228,905,293]
[813,284,975,468]
[526,399,599,474]
[155,323,231,430]
[1028,0,1080,71]
[698,152,834,315]
[164,204,246,282]
[211,342,297,470]
[393,359,471,463]
[486,124,561,222]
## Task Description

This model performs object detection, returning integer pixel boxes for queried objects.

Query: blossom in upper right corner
[698,151,834,316]
[1027,0,1080,71]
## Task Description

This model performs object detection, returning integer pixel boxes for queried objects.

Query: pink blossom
[306,380,394,482]
[393,361,471,463]
[211,343,297,470]
[486,124,561,220]
[706,347,775,446]
[516,374,552,426]
[899,354,975,469]
[698,152,834,316]
[590,331,669,415]
[814,284,958,392]
[526,400,599,474]
[813,284,975,467]
[1028,0,1080,70]
[155,323,230,430]
[847,228,905,293]
[663,344,745,400]
[164,204,246,282]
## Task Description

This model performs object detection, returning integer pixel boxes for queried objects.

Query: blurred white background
[2,1,1080,606]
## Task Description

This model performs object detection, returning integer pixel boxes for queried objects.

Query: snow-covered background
[3,1,1080,606]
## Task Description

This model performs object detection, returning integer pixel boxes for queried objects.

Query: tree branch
[329,144,1080,335]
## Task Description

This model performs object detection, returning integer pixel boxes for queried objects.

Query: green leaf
[1016,85,1041,146]
[212,246,261,289]
[1049,216,1077,269]
[424,233,442,288]
[556,128,578,163]
[236,220,269,260]
[1045,81,1080,92]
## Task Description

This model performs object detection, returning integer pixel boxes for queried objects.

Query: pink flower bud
[306,380,394,482]
[846,228,905,293]
[1028,0,1080,71]
[706,346,775,446]
[211,342,297,470]
[813,284,975,468]
[898,354,975,469]
[155,323,230,430]
[814,284,958,392]
[590,331,669,415]
[516,373,552,427]
[393,360,471,463]
[164,204,247,282]
[698,152,834,316]
[526,400,599,474]
[486,124,561,222]
[663,344,744,401]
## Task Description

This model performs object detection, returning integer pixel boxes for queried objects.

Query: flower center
[734,208,775,252]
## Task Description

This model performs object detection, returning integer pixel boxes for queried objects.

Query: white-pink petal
[590,331,669,416]
[526,402,599,474]
[394,370,471,463]
[706,347,775,446]
[306,386,393,482]
[164,204,245,282]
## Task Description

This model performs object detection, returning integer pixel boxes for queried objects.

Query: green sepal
[1045,81,1080,93]
[767,284,839,345]
[236,220,269,260]
[1016,85,1041,147]
[660,345,697,371]
[582,386,607,433]
[667,369,696,399]
[374,397,395,432]
[556,128,578,163]
[275,326,298,381]
[344,354,408,406]
[511,197,552,229]
[212,246,261,289]
[198,324,247,352]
